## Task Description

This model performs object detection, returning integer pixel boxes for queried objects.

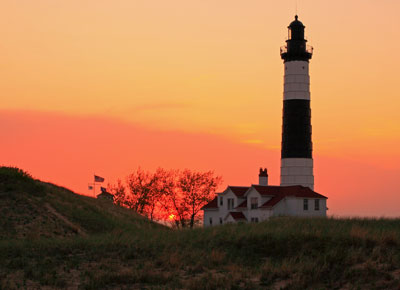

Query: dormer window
[227,198,234,210]
[251,197,258,209]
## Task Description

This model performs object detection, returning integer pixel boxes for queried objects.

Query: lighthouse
[280,15,314,190]
[201,15,328,227]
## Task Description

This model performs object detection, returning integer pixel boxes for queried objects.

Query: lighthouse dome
[289,15,304,27]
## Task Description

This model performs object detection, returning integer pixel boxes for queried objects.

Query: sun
[168,214,175,220]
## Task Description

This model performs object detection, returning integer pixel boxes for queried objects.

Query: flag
[94,175,105,183]
[100,187,107,193]
[88,185,93,190]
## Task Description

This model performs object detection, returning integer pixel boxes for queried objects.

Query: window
[251,197,258,209]
[251,217,259,223]
[228,198,234,210]
[209,217,213,225]
[303,199,308,211]
[219,218,223,225]
[219,197,223,206]
[315,199,320,211]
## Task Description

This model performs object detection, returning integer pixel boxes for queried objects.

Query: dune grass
[1,218,400,289]
[0,167,162,240]
[0,167,399,289]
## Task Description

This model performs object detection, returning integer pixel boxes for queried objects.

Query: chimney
[259,168,268,186]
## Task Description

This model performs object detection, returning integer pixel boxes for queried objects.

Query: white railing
[280,45,313,55]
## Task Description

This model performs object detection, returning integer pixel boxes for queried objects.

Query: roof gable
[236,200,247,210]
[261,196,284,208]
[244,186,267,198]
[224,212,247,221]
[227,186,250,197]
[201,197,218,210]
[219,186,250,197]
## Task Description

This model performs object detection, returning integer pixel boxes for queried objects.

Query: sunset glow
[1,1,399,217]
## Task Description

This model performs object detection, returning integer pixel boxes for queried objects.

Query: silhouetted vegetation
[0,166,45,197]
[1,167,400,289]
[109,167,222,228]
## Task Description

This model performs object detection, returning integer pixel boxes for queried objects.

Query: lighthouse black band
[281,99,313,158]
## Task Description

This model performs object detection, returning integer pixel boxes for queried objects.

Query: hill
[0,167,162,240]
[1,167,400,289]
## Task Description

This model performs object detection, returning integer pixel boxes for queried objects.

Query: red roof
[201,197,218,210]
[252,185,285,196]
[236,200,247,209]
[201,186,326,211]
[255,185,327,208]
[228,186,250,197]
[261,196,284,208]
[228,212,247,221]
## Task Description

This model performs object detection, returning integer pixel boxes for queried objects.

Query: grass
[1,218,399,289]
[0,167,400,289]
[0,167,161,240]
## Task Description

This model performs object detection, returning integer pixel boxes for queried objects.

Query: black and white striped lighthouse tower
[280,15,314,190]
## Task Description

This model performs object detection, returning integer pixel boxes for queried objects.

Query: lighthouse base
[280,158,314,190]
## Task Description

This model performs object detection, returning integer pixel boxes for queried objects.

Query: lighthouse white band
[280,158,314,190]
[284,61,310,100]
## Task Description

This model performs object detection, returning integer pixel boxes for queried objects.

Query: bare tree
[153,168,185,227]
[126,167,156,216]
[108,168,222,227]
[108,179,130,207]
[178,169,222,228]
[145,168,169,221]
[157,169,221,228]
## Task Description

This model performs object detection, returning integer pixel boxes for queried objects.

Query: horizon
[1,1,399,217]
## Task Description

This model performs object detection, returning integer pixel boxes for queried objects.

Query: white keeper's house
[202,15,328,226]
[201,169,327,226]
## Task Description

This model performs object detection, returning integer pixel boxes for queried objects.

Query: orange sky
[1,1,399,216]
